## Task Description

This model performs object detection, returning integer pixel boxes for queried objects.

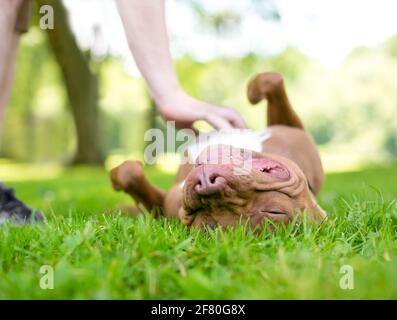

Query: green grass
[0,163,396,299]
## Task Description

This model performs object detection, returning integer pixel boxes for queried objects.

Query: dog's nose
[193,166,227,196]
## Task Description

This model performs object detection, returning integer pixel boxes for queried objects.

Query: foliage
[178,0,280,35]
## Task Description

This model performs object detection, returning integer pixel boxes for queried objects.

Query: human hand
[157,90,247,132]
[116,0,246,132]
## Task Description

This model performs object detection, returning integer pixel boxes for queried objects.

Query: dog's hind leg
[247,72,304,129]
[110,161,166,215]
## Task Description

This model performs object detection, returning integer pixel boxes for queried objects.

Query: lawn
[0,162,396,299]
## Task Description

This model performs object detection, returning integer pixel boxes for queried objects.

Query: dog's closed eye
[260,210,289,223]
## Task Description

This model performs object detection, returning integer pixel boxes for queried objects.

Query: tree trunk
[36,0,102,164]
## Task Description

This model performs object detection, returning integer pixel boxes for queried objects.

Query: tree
[180,0,280,35]
[35,0,102,164]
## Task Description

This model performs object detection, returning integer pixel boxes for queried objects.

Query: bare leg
[0,1,25,133]
[0,1,43,225]
[110,161,166,214]
[247,72,304,129]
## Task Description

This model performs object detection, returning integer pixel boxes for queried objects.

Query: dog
[110,72,327,229]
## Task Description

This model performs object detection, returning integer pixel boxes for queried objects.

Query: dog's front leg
[110,160,166,215]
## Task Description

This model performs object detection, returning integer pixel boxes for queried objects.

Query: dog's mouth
[195,145,290,180]
[251,158,290,180]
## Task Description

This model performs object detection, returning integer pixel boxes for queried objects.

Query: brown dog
[110,72,327,229]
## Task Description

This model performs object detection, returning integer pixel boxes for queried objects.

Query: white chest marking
[187,129,272,162]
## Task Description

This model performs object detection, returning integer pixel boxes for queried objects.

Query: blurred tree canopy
[181,0,280,35]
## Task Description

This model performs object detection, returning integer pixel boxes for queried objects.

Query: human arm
[116,0,247,130]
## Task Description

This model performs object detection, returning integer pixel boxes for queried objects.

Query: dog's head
[180,144,326,229]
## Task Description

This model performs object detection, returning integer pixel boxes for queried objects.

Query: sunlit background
[1,0,397,181]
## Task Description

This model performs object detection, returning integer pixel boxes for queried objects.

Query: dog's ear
[311,203,327,222]
[307,192,327,222]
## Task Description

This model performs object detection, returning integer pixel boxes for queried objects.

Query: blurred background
[1,0,397,180]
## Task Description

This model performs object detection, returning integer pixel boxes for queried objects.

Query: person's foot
[0,184,44,225]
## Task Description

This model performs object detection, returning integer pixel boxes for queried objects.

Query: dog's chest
[187,129,272,162]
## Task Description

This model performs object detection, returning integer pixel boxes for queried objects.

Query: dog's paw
[247,72,284,104]
[110,160,144,192]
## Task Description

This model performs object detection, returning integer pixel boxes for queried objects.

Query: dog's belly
[187,129,272,162]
